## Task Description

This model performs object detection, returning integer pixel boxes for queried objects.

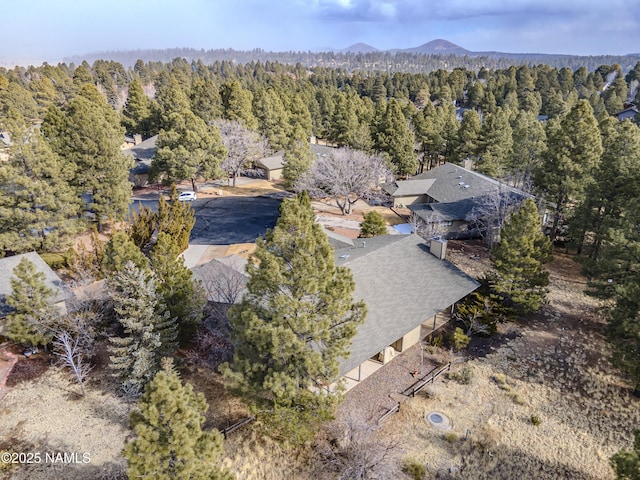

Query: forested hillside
[2,54,640,478]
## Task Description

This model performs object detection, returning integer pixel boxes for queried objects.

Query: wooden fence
[402,362,452,397]
[219,415,255,439]
[377,403,400,426]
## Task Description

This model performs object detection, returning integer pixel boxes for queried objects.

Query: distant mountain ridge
[62,40,640,73]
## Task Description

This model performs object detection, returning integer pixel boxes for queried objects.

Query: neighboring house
[616,106,639,122]
[0,252,68,336]
[255,150,285,181]
[191,255,248,305]
[383,162,531,239]
[255,143,337,181]
[123,135,158,187]
[334,234,478,388]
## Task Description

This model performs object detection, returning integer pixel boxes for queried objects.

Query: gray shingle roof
[255,151,285,171]
[383,178,436,197]
[412,162,527,203]
[191,255,248,304]
[0,252,67,318]
[409,198,478,222]
[124,135,158,175]
[335,234,479,375]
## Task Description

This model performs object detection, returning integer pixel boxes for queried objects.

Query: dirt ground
[371,244,640,479]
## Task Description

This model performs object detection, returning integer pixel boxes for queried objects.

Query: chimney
[133,134,142,145]
[430,238,447,260]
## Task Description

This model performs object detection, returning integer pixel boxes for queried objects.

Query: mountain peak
[403,39,470,55]
[341,43,379,53]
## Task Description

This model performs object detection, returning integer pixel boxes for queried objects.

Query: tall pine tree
[0,128,80,255]
[150,233,206,345]
[490,199,551,314]
[108,262,178,395]
[535,100,603,243]
[225,192,366,440]
[5,257,55,346]
[123,358,232,480]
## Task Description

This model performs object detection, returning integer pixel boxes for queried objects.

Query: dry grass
[0,368,129,479]
[373,247,640,479]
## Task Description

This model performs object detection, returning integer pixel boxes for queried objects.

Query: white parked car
[178,191,197,202]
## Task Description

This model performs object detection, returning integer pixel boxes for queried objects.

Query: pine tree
[0,128,80,255]
[150,233,206,345]
[220,80,258,130]
[282,140,313,190]
[121,78,152,137]
[535,100,603,243]
[156,186,196,253]
[490,199,551,314]
[6,257,55,346]
[108,262,177,395]
[328,92,359,147]
[359,211,387,238]
[42,84,133,231]
[373,98,417,176]
[476,107,513,178]
[123,358,232,480]
[509,110,547,189]
[570,118,640,262]
[225,192,366,441]
[127,204,157,250]
[252,87,290,151]
[453,109,481,164]
[151,102,226,191]
[610,429,640,480]
[190,77,223,125]
[102,231,149,274]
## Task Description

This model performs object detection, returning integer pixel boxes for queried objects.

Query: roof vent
[458,181,465,186]
[339,254,350,259]
[463,184,470,188]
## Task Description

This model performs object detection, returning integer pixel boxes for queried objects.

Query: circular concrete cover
[426,411,451,430]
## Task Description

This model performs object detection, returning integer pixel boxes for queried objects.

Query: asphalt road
[130,191,288,245]
[189,193,287,245]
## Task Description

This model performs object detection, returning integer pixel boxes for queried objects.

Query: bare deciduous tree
[468,186,526,247]
[296,147,393,215]
[214,119,267,187]
[316,418,401,480]
[409,211,448,240]
[53,330,93,397]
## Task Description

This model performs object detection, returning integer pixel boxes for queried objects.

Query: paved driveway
[189,192,287,245]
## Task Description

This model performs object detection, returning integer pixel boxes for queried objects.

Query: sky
[2,0,640,66]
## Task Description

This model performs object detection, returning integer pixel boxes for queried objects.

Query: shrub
[444,432,459,443]
[450,366,474,385]
[492,373,510,390]
[40,252,68,270]
[402,458,426,480]
[429,334,443,348]
[530,415,542,426]
[451,327,470,351]
[509,392,526,405]
[359,211,387,238]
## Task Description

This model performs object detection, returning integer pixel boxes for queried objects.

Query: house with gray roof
[191,255,248,305]
[334,234,478,386]
[255,143,338,181]
[123,135,158,186]
[616,106,639,122]
[384,162,531,239]
[0,252,68,336]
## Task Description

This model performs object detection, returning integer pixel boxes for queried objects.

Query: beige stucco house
[333,234,478,388]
